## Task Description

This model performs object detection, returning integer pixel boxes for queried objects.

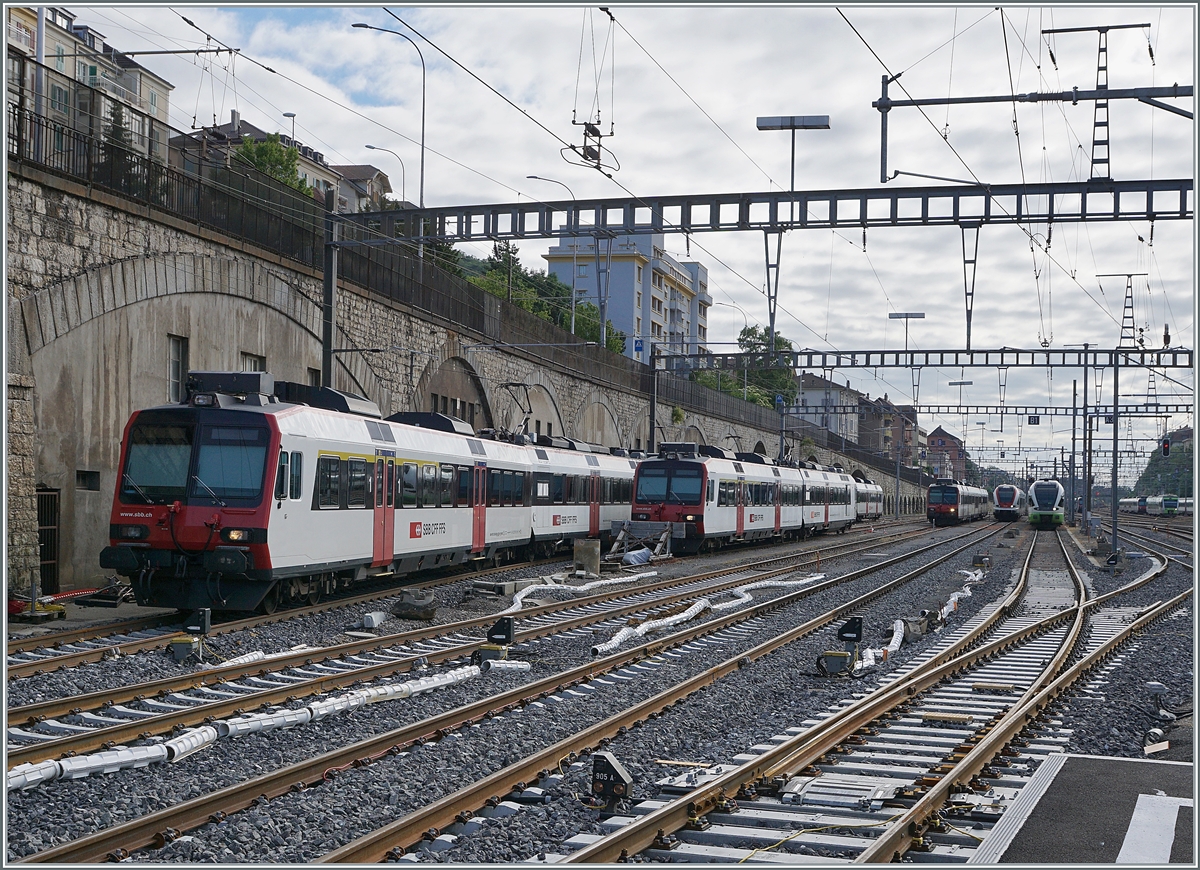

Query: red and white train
[102,372,636,613]
[927,479,991,526]
[624,443,868,554]
[992,483,1028,521]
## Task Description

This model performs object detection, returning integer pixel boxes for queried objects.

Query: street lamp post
[365,144,406,203]
[353,22,426,271]
[975,421,987,485]
[282,111,296,142]
[711,302,749,399]
[527,175,579,334]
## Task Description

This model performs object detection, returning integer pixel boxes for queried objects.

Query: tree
[233,133,312,195]
[97,100,135,191]
[689,325,799,409]
[1133,440,1193,497]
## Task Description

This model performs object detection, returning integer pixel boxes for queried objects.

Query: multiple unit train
[1120,495,1182,517]
[103,376,893,613]
[1027,479,1066,528]
[627,443,885,555]
[926,479,991,526]
[992,484,1028,521]
[102,372,638,613]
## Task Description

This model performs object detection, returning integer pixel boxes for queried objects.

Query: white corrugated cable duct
[6,665,482,791]
[591,575,825,656]
[498,571,659,615]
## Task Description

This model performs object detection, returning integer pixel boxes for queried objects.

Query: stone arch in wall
[20,252,384,405]
[573,388,623,447]
[419,356,492,430]
[753,440,768,455]
[683,423,708,446]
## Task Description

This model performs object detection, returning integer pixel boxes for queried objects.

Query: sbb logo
[552,515,561,526]
[409,521,423,538]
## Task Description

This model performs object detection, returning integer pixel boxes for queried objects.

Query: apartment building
[7,6,174,161]
[926,425,967,480]
[543,233,711,364]
[796,371,862,444]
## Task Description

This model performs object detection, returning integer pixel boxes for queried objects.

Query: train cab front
[629,457,706,552]
[100,397,277,612]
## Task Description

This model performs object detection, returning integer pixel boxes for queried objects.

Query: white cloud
[73,4,1195,469]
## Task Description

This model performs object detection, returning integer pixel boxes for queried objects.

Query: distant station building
[543,233,711,364]
[926,425,967,480]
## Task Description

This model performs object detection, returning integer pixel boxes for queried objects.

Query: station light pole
[527,175,580,334]
[755,114,830,360]
[282,111,296,142]
[888,311,924,352]
[366,144,406,203]
[712,302,750,399]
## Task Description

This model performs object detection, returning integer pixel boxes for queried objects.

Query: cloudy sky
[77,4,1194,480]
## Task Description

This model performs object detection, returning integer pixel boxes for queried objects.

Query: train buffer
[606,521,676,563]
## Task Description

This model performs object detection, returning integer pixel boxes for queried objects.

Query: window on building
[55,45,65,72]
[636,291,642,308]
[430,393,439,413]
[50,85,69,113]
[149,90,158,115]
[578,263,588,278]
[168,335,188,403]
[636,317,642,333]
[637,265,643,282]
[307,368,321,388]
[241,352,265,372]
[75,470,100,491]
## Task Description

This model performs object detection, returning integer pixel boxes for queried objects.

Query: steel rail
[15,524,994,863]
[560,530,1121,863]
[6,520,917,673]
[8,614,183,655]
[315,525,1009,862]
[6,526,954,767]
[858,559,1184,861]
[6,556,571,677]
[6,524,925,724]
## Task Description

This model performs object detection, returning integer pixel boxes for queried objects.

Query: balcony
[8,22,33,51]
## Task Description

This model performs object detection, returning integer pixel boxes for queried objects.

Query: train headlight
[118,524,150,540]
[223,528,252,542]
[192,393,215,406]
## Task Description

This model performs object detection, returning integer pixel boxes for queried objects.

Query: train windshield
[191,426,270,500]
[928,486,958,505]
[1163,495,1179,508]
[1032,483,1059,508]
[635,463,704,505]
[121,423,194,503]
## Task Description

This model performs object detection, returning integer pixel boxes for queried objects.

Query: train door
[736,478,745,537]
[371,457,394,567]
[472,463,487,553]
[589,472,600,537]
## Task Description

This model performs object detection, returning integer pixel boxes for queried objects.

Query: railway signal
[1161,437,1171,456]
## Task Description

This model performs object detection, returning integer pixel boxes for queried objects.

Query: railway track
[6,519,921,681]
[10,522,1001,862]
[555,532,1181,863]
[5,522,958,769]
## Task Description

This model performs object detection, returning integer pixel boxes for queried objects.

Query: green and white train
[1028,479,1066,528]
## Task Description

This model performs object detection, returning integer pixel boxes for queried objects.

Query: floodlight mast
[755,115,830,363]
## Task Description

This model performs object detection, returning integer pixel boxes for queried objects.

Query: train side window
[421,464,438,507]
[553,474,564,504]
[401,463,417,507]
[375,460,385,507]
[440,465,454,507]
[515,471,527,506]
[290,452,303,500]
[316,456,340,508]
[275,450,289,500]
[501,470,514,506]
[386,461,395,507]
[348,459,368,508]
[488,469,502,506]
[563,475,574,505]
[456,465,471,506]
